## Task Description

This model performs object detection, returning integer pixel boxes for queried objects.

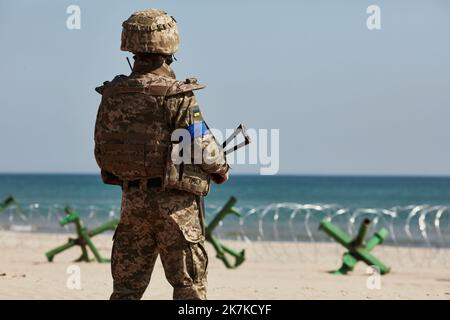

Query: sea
[1,174,450,247]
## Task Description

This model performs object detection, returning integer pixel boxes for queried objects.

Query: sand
[0,230,449,300]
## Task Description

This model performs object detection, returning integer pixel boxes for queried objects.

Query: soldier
[94,9,229,300]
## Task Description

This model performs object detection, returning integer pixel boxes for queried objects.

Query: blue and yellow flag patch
[187,122,209,139]
[193,108,201,118]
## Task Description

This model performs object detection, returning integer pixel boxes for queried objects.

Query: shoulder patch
[191,107,204,122]
[193,108,201,118]
[186,122,210,139]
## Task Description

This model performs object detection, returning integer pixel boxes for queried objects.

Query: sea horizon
[1,174,449,246]
[2,172,450,178]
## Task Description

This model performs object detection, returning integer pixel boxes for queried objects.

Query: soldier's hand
[211,171,229,185]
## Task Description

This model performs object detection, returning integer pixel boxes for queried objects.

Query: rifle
[222,124,251,155]
[197,125,250,268]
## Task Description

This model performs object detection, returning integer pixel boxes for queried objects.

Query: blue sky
[0,0,449,175]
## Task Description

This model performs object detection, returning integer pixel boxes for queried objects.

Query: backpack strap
[166,78,206,97]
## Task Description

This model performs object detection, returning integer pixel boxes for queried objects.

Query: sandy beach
[0,230,449,300]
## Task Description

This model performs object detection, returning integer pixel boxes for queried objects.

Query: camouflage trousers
[110,185,208,300]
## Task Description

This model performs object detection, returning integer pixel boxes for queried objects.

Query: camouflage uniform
[111,188,207,300]
[94,9,228,300]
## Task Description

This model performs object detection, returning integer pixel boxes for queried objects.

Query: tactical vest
[94,73,210,195]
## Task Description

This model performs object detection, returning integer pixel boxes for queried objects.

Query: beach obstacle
[206,197,245,269]
[0,196,17,213]
[319,218,391,275]
[0,195,30,229]
[45,207,118,263]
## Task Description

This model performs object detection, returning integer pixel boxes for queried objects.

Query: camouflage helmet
[121,9,180,55]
